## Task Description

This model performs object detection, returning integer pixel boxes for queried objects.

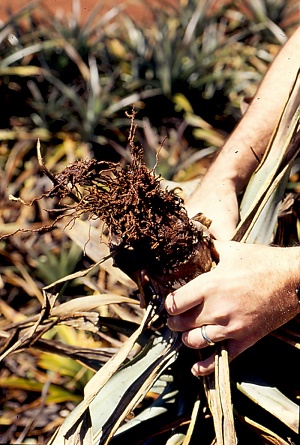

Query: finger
[167,305,204,332]
[191,355,216,377]
[181,325,226,349]
[191,339,254,377]
[165,275,207,315]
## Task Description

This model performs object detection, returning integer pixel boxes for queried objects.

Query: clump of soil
[54,152,198,272]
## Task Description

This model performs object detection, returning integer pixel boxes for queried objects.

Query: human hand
[185,176,239,240]
[165,240,300,376]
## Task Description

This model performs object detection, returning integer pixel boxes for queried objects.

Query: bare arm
[164,28,300,376]
[187,27,300,238]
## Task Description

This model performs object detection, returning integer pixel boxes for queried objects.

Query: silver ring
[201,325,215,346]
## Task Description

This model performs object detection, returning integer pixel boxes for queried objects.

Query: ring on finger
[201,325,215,346]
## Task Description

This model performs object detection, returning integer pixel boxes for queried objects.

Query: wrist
[202,159,241,196]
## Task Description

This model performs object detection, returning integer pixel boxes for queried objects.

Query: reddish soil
[1,0,297,28]
[0,0,179,23]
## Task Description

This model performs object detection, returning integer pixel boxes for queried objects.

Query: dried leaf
[59,218,135,288]
[240,416,293,445]
[234,70,300,243]
[52,294,138,318]
[237,380,299,434]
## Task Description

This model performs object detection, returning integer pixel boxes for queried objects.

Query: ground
[0,0,179,23]
[1,0,297,30]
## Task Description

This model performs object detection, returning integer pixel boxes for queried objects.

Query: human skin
[165,241,300,376]
[186,26,300,240]
[165,27,300,376]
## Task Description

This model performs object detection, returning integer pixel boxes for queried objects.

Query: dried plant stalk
[33,111,234,443]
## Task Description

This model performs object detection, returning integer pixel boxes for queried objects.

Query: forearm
[204,26,300,195]
[185,28,299,234]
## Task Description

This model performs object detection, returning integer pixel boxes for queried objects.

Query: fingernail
[165,291,176,313]
[191,368,198,378]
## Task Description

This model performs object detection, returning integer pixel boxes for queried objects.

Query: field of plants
[0,0,299,444]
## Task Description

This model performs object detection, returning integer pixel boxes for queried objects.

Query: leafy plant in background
[1,74,300,444]
[0,0,298,188]
[0,0,299,443]
[0,0,298,159]
[46,74,300,444]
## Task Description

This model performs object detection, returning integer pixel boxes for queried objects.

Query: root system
[24,111,214,300]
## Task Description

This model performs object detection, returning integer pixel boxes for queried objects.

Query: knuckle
[167,315,190,332]
[226,318,244,337]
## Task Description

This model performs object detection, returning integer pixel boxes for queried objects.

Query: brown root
[10,110,214,304]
